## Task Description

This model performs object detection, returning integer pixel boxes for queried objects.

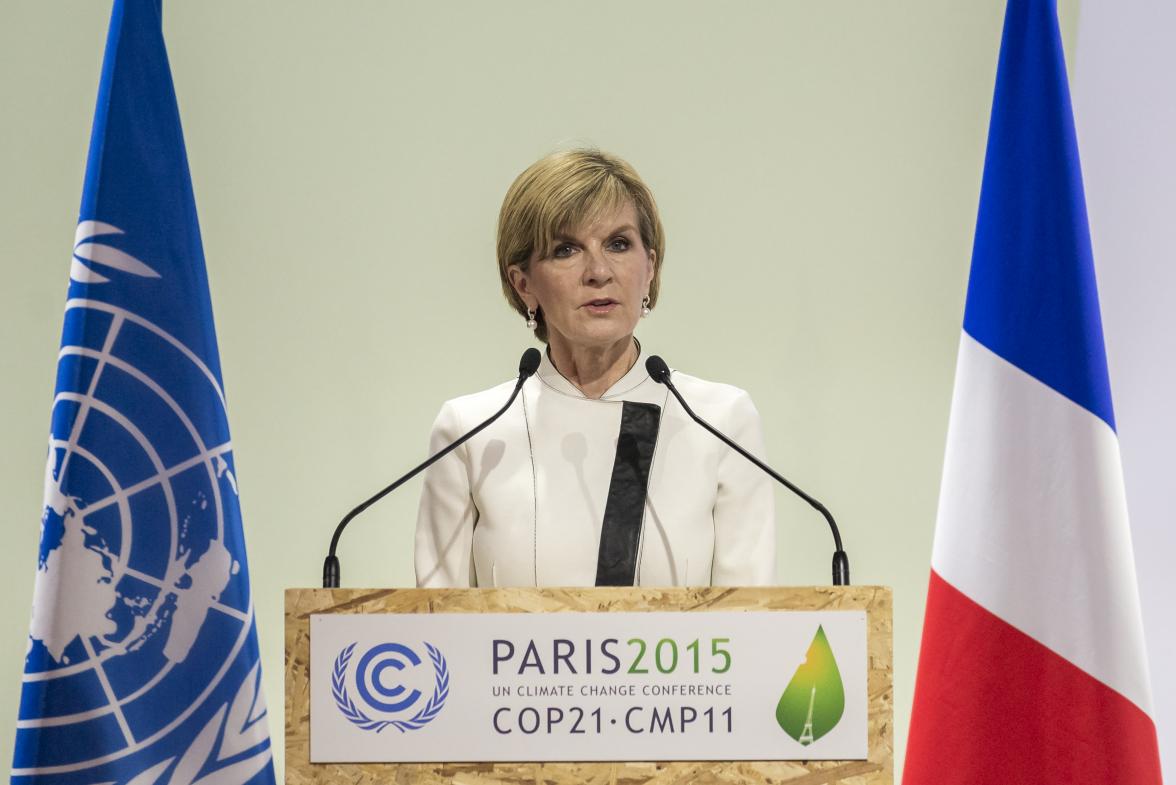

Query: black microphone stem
[324,349,539,588]
[657,373,850,586]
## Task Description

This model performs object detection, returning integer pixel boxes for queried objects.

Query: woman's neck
[546,335,638,399]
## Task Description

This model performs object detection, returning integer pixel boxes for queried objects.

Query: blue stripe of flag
[963,0,1115,432]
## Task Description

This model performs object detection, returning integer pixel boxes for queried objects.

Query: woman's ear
[645,248,657,288]
[507,265,536,311]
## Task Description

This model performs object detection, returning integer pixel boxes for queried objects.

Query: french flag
[903,1,1163,783]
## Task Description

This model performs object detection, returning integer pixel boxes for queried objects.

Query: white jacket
[414,346,776,588]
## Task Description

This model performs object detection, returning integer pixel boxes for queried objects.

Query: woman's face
[509,200,655,353]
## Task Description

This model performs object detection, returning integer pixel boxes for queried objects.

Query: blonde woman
[414,149,775,588]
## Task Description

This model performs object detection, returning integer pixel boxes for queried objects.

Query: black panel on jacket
[595,401,661,586]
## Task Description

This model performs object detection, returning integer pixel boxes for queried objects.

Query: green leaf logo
[775,625,845,745]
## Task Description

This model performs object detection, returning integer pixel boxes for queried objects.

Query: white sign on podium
[309,610,868,763]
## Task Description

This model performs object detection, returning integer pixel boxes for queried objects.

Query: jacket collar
[536,339,651,400]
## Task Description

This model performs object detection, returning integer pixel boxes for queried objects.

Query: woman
[414,149,775,588]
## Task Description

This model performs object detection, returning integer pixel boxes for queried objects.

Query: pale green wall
[0,2,1079,779]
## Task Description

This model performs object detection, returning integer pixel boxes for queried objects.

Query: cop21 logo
[332,642,449,733]
[776,626,845,746]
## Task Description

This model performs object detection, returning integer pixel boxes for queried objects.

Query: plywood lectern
[286,586,892,784]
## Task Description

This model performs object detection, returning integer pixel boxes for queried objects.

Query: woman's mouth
[582,299,619,314]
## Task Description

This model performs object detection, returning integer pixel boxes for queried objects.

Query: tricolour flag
[14,2,274,783]
[903,1,1162,783]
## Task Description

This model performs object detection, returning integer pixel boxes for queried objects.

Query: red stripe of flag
[904,570,1162,784]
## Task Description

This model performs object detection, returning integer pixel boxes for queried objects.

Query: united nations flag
[13,1,274,783]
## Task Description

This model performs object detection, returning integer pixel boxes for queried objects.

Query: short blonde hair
[497,149,665,342]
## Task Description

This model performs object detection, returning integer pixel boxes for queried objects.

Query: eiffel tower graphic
[799,685,816,745]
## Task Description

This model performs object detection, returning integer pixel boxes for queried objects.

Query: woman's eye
[608,237,631,251]
[552,243,575,258]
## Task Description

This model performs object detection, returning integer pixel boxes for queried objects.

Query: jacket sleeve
[710,390,777,586]
[414,400,479,587]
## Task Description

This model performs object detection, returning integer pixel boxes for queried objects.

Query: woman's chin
[556,324,637,351]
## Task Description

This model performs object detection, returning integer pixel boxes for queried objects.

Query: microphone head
[645,355,672,384]
[518,347,542,379]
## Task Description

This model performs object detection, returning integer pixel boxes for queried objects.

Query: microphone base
[323,555,340,588]
[832,550,850,586]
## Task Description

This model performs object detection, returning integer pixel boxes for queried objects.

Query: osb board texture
[286,587,893,785]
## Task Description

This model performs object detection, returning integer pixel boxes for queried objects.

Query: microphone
[322,348,542,588]
[645,355,851,586]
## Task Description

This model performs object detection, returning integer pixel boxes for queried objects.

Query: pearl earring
[641,296,651,317]
[525,309,538,330]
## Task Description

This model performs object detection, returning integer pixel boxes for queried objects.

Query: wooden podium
[286,586,892,784]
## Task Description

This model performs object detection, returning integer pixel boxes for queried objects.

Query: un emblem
[16,223,269,780]
[332,642,450,732]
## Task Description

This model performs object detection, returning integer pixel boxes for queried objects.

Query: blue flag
[14,2,275,783]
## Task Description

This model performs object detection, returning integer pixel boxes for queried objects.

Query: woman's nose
[582,246,613,285]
